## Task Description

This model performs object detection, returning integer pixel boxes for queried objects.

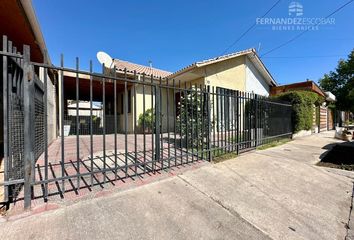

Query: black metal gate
[1,36,46,206]
[2,36,26,203]
[1,35,293,209]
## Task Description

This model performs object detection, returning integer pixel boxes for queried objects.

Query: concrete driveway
[0,131,352,240]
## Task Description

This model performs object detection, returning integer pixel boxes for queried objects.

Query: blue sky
[33,0,354,85]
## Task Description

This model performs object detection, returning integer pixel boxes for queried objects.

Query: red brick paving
[5,133,210,218]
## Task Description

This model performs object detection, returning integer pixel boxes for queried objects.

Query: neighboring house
[168,48,277,96]
[270,80,337,132]
[67,101,102,117]
[270,80,326,97]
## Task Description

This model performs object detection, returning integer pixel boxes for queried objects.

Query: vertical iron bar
[227,90,230,152]
[114,66,117,181]
[2,36,8,202]
[173,79,177,166]
[124,69,128,178]
[233,90,236,152]
[240,91,243,150]
[195,85,199,160]
[184,82,188,163]
[75,57,80,190]
[133,71,138,177]
[166,78,170,168]
[102,64,106,184]
[212,87,216,158]
[243,92,246,150]
[246,92,248,149]
[142,74,146,174]
[229,90,235,152]
[7,41,12,177]
[60,54,65,193]
[155,82,161,169]
[89,61,94,187]
[216,88,220,155]
[236,90,239,155]
[159,77,163,169]
[44,52,49,201]
[143,73,146,174]
[201,84,204,158]
[255,94,258,147]
[179,80,182,165]
[261,96,263,146]
[151,75,154,172]
[207,85,212,162]
[221,89,224,154]
[190,82,194,162]
[249,93,251,149]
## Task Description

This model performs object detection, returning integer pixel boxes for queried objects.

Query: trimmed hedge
[272,91,324,133]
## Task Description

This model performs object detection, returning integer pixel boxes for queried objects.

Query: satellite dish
[97,51,114,68]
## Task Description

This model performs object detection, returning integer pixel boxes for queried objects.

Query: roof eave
[167,63,197,79]
[20,0,51,64]
[248,51,277,87]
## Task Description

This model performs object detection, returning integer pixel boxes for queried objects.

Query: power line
[261,0,354,57]
[219,0,281,56]
[263,54,347,59]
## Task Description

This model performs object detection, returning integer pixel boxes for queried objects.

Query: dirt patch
[212,153,237,164]
[257,139,292,150]
[317,162,354,171]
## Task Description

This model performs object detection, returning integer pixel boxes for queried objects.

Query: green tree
[319,49,354,113]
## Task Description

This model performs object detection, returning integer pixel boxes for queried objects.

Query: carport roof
[0,0,50,63]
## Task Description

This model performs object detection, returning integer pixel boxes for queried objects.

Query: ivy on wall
[272,91,324,133]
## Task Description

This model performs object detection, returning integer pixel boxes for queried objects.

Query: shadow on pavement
[320,141,354,165]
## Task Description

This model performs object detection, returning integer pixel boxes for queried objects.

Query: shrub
[138,108,154,133]
[272,91,324,133]
[177,87,209,149]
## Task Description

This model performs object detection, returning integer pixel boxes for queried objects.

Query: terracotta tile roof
[168,48,277,86]
[113,59,172,79]
[169,49,255,77]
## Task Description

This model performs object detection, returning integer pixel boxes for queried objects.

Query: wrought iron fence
[1,36,292,209]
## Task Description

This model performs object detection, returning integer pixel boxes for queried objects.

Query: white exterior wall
[245,57,270,96]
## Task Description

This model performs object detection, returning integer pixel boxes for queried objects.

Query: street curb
[346,182,354,240]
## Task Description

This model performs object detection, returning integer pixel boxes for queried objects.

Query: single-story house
[169,48,277,96]
[62,48,278,134]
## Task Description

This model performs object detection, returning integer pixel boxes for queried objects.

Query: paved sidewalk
[0,131,353,240]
